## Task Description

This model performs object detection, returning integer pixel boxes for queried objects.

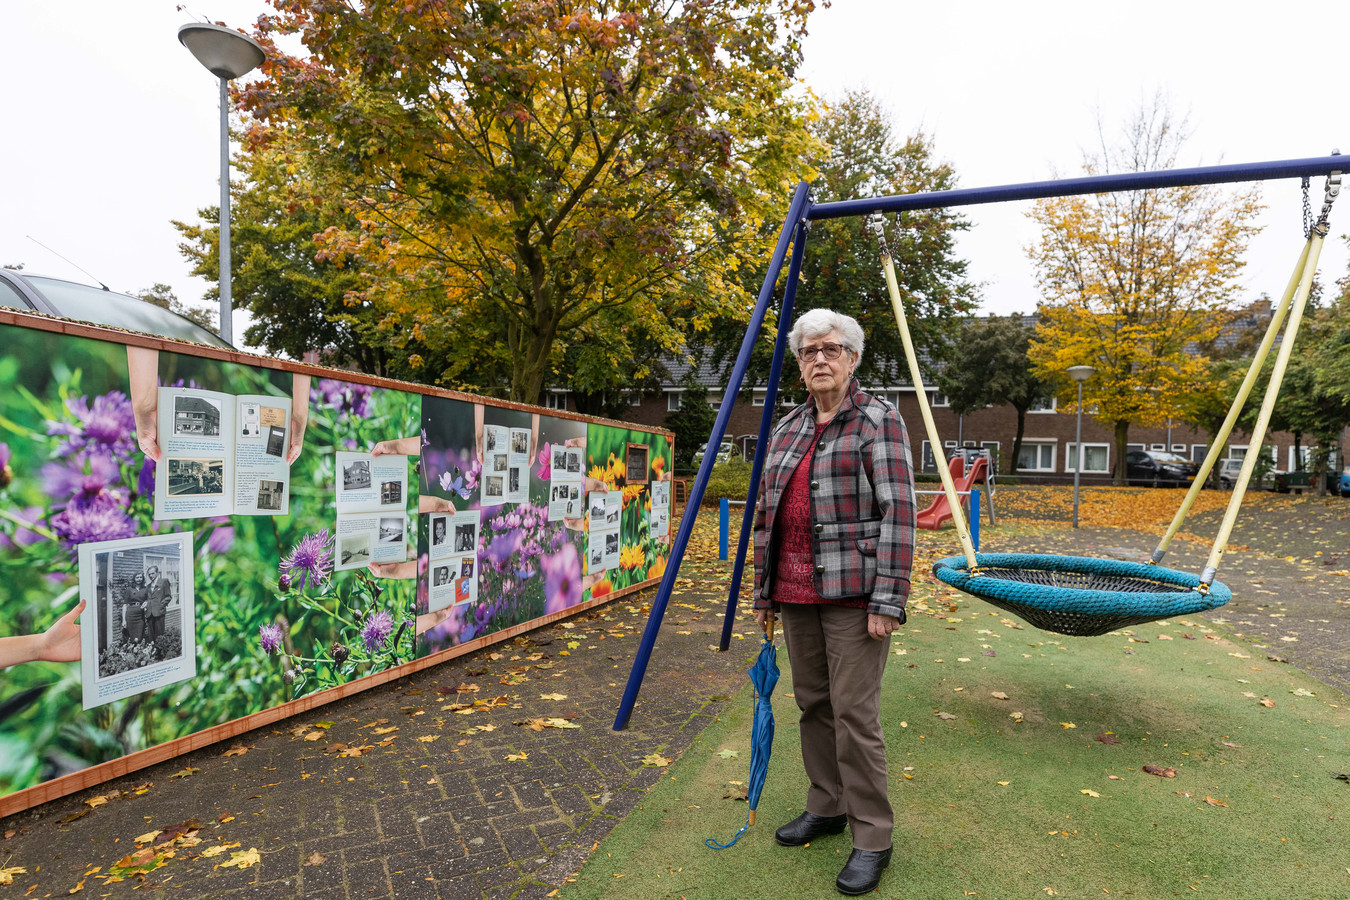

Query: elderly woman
[753,308,915,896]
[124,573,148,644]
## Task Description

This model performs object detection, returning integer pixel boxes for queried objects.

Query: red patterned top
[773,423,867,609]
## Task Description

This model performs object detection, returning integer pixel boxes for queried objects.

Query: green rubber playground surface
[562,537,1350,900]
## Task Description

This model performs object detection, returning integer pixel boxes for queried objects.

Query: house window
[1228,445,1277,463]
[1170,444,1187,454]
[752,391,766,407]
[1126,443,1145,453]
[667,391,682,411]
[542,391,567,411]
[1016,441,1056,472]
[1065,443,1110,474]
[1149,443,1166,452]
[1191,444,1208,464]
[1289,446,1314,470]
[930,391,949,408]
[1028,396,1057,413]
[709,398,722,412]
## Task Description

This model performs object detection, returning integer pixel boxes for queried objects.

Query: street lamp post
[178,23,267,346]
[1067,365,1096,529]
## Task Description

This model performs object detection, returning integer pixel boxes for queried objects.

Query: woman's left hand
[867,613,900,640]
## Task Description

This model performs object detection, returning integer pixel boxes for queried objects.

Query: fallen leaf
[135,830,162,844]
[221,745,250,757]
[374,726,399,735]
[216,848,260,869]
[642,752,672,767]
[199,843,239,858]
[997,781,1010,786]
[303,732,325,741]
[1259,698,1276,708]
[1291,688,1315,697]
[717,749,739,760]
[1080,789,1100,798]
[417,735,440,743]
[68,877,85,893]
[937,712,957,721]
[304,851,326,866]
[540,692,568,701]
[1095,733,1121,745]
[505,752,529,761]
[1060,722,1077,729]
[1009,712,1024,723]
[0,866,28,885]
[1203,796,1229,808]
[169,767,199,779]
[312,720,334,729]
[723,784,748,801]
[1143,765,1178,778]
[990,691,1009,700]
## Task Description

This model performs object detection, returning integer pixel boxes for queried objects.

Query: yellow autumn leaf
[1060,722,1077,729]
[540,692,568,701]
[216,848,260,869]
[199,842,239,858]
[642,752,672,767]
[135,830,162,844]
[1080,789,1100,798]
[506,752,529,761]
[418,735,439,743]
[0,866,28,885]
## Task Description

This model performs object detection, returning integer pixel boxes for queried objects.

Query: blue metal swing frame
[613,152,1345,730]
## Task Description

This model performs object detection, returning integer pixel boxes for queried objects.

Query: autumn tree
[230,0,822,403]
[935,313,1048,474]
[1026,98,1263,484]
[174,145,383,371]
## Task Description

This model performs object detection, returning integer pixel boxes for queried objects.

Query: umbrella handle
[763,615,775,644]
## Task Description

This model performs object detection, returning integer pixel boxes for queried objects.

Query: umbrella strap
[705,816,751,850]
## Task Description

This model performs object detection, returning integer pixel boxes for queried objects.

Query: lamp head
[1066,365,1096,383]
[178,23,266,80]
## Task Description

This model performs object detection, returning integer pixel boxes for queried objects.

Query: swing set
[613,151,1343,729]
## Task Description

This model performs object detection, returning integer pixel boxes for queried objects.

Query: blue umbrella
[707,621,779,849]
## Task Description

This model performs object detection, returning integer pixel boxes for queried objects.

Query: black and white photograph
[265,425,286,458]
[342,459,372,491]
[378,517,404,544]
[508,468,520,494]
[167,458,224,496]
[566,449,582,474]
[339,533,372,567]
[431,515,448,547]
[589,495,607,520]
[460,559,474,579]
[485,476,503,498]
[552,485,563,502]
[380,480,402,505]
[590,547,603,569]
[606,532,620,555]
[511,430,529,455]
[605,503,620,526]
[78,533,197,711]
[553,448,566,470]
[454,523,476,553]
[172,395,222,437]
[240,403,260,437]
[256,479,285,511]
[570,485,580,500]
[485,429,498,452]
[433,565,450,587]
[493,453,507,473]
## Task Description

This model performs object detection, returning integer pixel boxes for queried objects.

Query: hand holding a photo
[0,599,85,669]
[286,374,311,465]
[368,560,417,580]
[126,346,161,462]
[371,436,422,457]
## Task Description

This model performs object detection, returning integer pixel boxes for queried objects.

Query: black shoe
[836,847,892,895]
[774,811,849,846]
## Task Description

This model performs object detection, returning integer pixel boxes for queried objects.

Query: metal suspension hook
[1314,148,1341,236]
[868,213,890,257]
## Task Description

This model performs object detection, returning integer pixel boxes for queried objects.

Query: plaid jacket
[753,379,916,621]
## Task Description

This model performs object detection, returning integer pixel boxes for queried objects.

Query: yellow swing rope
[1150,239,1310,563]
[876,223,979,571]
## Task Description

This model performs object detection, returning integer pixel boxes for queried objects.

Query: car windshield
[25,276,230,348]
[1151,451,1191,464]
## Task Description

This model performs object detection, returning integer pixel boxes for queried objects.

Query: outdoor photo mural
[0,318,673,810]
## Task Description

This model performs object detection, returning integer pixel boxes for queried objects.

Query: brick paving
[0,582,760,899]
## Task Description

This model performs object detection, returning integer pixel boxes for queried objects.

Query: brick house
[540,333,1346,486]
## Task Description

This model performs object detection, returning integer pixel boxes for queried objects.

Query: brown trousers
[779,603,893,851]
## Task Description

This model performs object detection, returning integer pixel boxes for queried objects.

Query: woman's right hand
[754,608,774,633]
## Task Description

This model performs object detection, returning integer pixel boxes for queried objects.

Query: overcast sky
[2,1,1347,338]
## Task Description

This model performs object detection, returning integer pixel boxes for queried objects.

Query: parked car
[0,269,231,348]
[1123,449,1200,487]
[693,441,735,467]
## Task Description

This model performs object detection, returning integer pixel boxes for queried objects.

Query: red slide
[917,455,988,530]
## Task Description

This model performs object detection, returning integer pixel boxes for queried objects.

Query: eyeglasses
[796,342,848,362]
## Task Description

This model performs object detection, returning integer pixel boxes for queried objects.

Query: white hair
[787,308,865,364]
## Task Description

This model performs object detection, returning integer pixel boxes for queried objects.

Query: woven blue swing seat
[931,553,1232,637]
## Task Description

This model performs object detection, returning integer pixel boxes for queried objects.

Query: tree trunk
[1113,420,1130,486]
[1010,408,1027,475]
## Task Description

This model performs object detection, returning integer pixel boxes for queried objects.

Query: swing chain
[1302,177,1312,240]
[868,213,890,258]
